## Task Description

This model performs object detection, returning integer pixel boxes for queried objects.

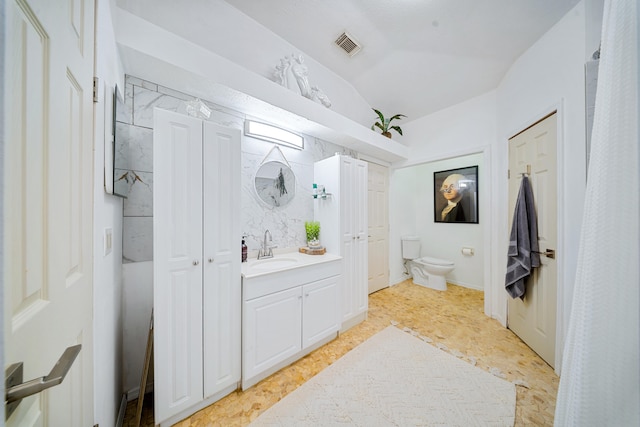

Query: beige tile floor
[124,280,558,426]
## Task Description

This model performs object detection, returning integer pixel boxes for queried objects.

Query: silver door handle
[542,249,555,259]
[5,345,81,418]
[537,249,556,259]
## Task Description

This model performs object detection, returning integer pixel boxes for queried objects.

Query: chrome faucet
[257,229,277,259]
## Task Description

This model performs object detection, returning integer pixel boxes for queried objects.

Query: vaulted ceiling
[117,0,581,123]
[222,0,581,121]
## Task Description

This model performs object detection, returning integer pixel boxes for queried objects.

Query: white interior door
[367,162,389,294]
[507,112,558,367]
[4,0,95,425]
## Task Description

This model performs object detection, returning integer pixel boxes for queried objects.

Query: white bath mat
[250,326,515,426]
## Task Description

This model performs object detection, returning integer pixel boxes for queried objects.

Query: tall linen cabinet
[314,155,368,330]
[153,109,241,426]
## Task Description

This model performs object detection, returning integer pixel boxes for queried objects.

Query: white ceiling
[117,0,581,124]
[222,0,581,121]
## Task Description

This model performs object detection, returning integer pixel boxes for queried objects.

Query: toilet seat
[416,256,454,267]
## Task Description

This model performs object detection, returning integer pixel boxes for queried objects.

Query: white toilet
[401,236,455,291]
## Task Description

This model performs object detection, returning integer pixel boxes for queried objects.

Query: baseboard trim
[447,280,483,291]
[127,382,154,402]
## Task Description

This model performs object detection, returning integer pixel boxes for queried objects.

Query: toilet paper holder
[461,247,474,256]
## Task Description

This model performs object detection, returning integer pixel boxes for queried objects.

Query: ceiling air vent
[335,32,362,57]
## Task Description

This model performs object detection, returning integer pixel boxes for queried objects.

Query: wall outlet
[104,228,113,256]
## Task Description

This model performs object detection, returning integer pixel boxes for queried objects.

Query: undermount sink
[250,257,299,271]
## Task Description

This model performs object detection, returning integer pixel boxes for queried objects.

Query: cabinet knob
[208,258,214,263]
[193,260,199,266]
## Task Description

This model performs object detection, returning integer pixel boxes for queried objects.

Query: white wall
[585,0,605,58]
[400,91,497,165]
[417,155,484,289]
[389,167,418,284]
[389,154,485,290]
[121,261,153,397]
[389,92,495,301]
[93,0,125,425]
[495,1,587,359]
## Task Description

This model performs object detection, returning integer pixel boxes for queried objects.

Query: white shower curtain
[554,0,639,425]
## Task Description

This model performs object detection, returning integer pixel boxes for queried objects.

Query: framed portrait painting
[434,165,478,224]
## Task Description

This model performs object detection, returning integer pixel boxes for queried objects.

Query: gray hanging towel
[505,176,540,299]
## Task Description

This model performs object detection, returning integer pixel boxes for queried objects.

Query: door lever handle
[5,345,81,418]
[539,249,555,259]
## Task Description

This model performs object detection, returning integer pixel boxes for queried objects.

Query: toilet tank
[401,236,421,260]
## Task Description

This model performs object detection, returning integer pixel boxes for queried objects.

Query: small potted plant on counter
[371,108,406,138]
[305,221,321,248]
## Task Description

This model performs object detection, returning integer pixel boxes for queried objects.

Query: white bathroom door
[4,0,95,425]
[507,112,558,368]
[367,162,389,294]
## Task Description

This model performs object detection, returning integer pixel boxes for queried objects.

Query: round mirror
[254,161,296,207]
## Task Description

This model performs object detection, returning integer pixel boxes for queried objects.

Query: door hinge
[93,77,99,103]
[507,169,510,179]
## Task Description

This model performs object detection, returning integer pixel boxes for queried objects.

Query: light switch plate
[104,228,113,256]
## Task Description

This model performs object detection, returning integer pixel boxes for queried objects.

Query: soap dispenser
[241,236,248,262]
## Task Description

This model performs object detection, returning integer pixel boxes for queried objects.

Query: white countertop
[241,250,342,279]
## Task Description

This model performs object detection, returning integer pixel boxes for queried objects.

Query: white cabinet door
[303,277,341,348]
[354,159,369,315]
[203,122,241,398]
[153,110,204,422]
[339,157,368,321]
[243,288,302,382]
[315,155,368,328]
[340,157,356,322]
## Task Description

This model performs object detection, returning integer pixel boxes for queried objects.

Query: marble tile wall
[117,75,357,263]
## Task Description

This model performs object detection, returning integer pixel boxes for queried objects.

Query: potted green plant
[371,108,407,138]
[305,221,321,248]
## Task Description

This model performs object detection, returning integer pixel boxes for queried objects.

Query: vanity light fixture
[245,120,304,150]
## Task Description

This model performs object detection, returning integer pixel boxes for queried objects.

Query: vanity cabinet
[242,256,341,389]
[153,109,241,426]
[303,277,342,347]
[243,287,303,383]
[314,155,368,330]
